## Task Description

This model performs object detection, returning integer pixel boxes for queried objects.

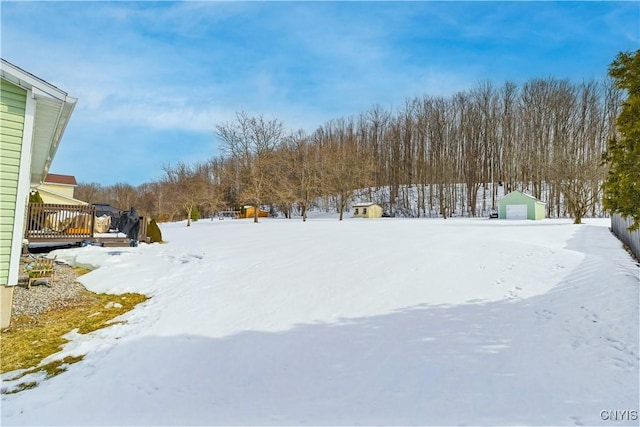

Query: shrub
[29,191,44,204]
[190,206,200,222]
[147,219,163,243]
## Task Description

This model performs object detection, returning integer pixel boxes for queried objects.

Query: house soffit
[1,59,77,185]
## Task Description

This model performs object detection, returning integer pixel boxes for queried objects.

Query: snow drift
[2,217,638,426]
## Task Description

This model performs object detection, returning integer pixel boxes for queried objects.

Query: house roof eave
[34,187,88,205]
[1,58,77,186]
[31,92,77,185]
[1,59,69,101]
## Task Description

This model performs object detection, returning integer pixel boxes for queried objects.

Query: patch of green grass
[72,266,93,276]
[4,381,38,395]
[40,354,86,377]
[3,355,88,394]
[1,291,147,377]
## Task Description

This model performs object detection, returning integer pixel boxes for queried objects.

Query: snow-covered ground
[2,216,639,426]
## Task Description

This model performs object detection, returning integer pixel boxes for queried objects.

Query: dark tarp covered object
[119,207,140,241]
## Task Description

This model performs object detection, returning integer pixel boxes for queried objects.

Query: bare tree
[135,183,158,218]
[556,81,609,223]
[274,130,321,221]
[319,119,375,220]
[162,161,214,226]
[216,111,284,223]
[75,182,105,204]
[109,183,137,211]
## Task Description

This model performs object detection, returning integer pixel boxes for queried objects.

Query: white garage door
[506,204,527,219]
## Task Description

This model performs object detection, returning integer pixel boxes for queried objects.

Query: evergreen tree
[190,206,200,222]
[602,50,640,230]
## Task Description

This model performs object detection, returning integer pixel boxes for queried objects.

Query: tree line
[76,76,625,225]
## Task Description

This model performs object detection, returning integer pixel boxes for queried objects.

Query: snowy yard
[2,217,639,426]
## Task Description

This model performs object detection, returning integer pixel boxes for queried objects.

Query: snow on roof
[353,202,379,207]
[504,191,546,204]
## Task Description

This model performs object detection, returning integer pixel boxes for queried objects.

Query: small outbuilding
[353,203,383,219]
[498,191,546,220]
[241,206,269,219]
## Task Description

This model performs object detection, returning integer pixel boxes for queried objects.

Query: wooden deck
[25,203,148,247]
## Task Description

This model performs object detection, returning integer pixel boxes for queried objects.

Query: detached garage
[498,191,546,220]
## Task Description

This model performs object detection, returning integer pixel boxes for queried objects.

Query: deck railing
[138,217,148,242]
[25,204,148,243]
[26,204,96,241]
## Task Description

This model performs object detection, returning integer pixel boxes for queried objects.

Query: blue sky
[2,1,638,186]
